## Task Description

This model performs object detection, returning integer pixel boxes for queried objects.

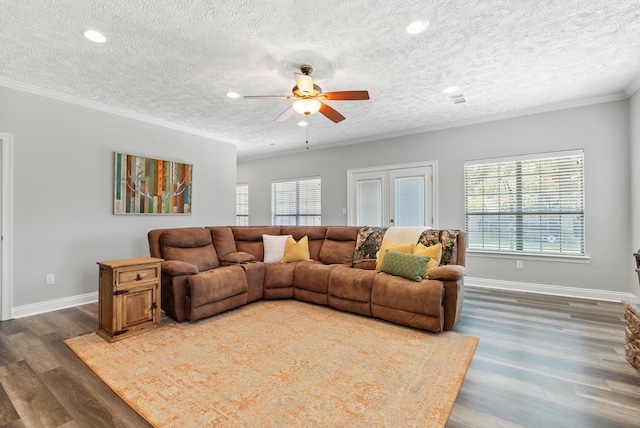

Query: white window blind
[272,177,321,225]
[464,150,584,255]
[236,183,249,226]
[357,179,383,226]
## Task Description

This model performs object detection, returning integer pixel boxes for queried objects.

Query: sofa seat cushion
[293,261,338,305]
[294,261,336,293]
[371,273,443,318]
[186,265,248,308]
[328,267,377,316]
[263,262,297,288]
[329,266,376,303]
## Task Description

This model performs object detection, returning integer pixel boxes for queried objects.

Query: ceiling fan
[243,64,369,123]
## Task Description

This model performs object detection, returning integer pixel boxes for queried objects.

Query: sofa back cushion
[230,226,281,261]
[280,226,327,260]
[160,228,220,272]
[319,226,359,265]
[207,226,238,258]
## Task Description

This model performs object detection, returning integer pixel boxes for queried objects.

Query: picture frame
[114,152,192,215]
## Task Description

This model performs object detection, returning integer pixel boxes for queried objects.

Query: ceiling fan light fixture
[293,99,321,116]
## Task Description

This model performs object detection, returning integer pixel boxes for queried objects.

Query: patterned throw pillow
[353,226,387,261]
[418,230,460,265]
[379,250,429,282]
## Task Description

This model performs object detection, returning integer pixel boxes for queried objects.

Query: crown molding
[0,78,239,146]
[625,73,640,98]
[239,92,628,162]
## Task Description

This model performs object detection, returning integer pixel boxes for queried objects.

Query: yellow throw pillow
[375,240,414,271]
[413,243,443,278]
[281,235,311,263]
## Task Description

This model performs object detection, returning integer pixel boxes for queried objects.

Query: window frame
[464,150,587,260]
[271,176,321,226]
[235,183,249,226]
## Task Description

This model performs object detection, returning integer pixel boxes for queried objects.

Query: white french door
[348,161,437,228]
[389,166,432,227]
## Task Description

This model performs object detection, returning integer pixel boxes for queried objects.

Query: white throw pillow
[262,234,291,263]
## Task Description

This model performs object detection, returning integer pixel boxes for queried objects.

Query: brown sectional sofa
[148,225,466,333]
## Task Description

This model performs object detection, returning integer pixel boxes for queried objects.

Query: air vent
[450,94,466,104]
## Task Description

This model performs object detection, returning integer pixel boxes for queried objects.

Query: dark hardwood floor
[0,287,638,427]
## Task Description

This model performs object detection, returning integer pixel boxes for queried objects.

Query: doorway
[0,133,14,321]
[348,161,437,228]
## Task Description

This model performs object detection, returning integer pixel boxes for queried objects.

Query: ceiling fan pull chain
[306,125,309,150]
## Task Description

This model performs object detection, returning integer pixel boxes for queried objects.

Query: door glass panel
[357,179,382,226]
[395,176,425,226]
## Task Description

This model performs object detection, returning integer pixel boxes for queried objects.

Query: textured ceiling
[2,1,640,159]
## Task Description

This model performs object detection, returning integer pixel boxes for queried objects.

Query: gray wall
[0,86,236,307]
[238,100,634,294]
[631,90,640,296]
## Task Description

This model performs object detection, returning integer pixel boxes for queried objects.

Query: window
[464,150,584,256]
[236,183,249,226]
[272,177,321,225]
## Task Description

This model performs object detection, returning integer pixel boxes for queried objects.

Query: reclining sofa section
[147,226,466,333]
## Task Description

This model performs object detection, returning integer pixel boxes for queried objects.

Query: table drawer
[118,265,159,285]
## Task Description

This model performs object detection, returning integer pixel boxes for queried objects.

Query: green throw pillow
[379,250,429,282]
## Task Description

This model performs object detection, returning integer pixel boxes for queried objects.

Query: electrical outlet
[515,260,523,270]
[342,208,347,215]
[46,274,55,285]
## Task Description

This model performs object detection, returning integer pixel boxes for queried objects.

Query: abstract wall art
[114,152,192,215]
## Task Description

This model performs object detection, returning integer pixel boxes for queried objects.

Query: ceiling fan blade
[319,102,345,123]
[275,105,295,122]
[294,73,314,95]
[244,95,292,99]
[322,91,370,101]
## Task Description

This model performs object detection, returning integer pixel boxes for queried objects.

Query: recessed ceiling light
[406,20,429,34]
[83,30,106,43]
[297,121,309,127]
[226,91,240,99]
[443,86,461,94]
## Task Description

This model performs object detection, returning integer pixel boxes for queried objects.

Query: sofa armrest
[427,265,466,281]
[352,259,377,270]
[220,251,256,265]
[162,260,199,276]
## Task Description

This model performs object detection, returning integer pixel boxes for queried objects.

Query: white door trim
[0,132,14,321]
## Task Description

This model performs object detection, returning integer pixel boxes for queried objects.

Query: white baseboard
[11,292,98,319]
[466,277,638,302]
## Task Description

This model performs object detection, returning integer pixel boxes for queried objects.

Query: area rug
[65,300,478,427]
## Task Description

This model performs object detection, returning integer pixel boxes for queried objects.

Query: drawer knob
[136,273,142,281]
